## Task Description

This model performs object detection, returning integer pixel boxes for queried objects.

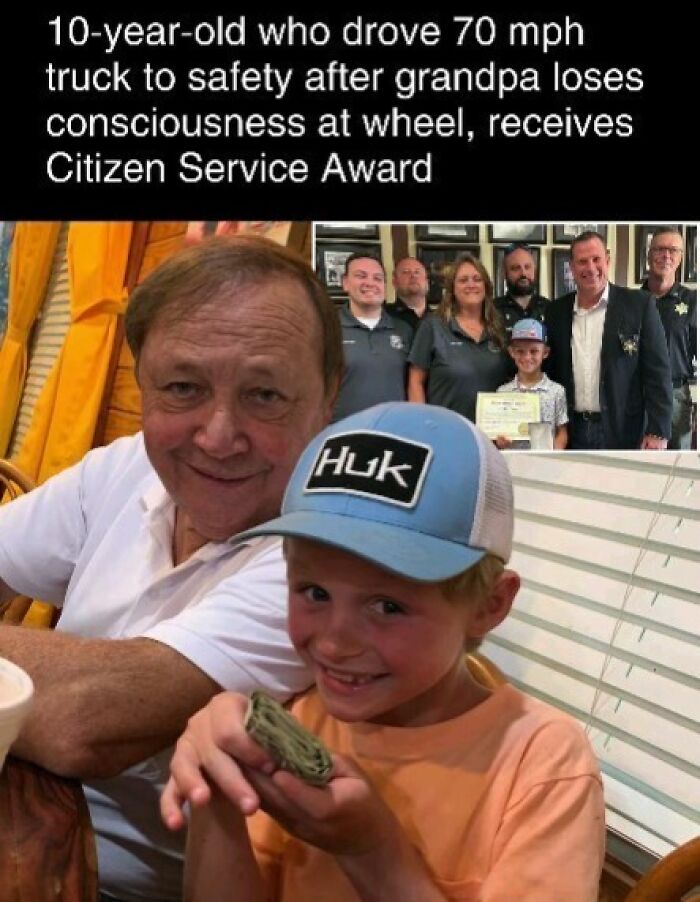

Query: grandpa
[0,236,341,900]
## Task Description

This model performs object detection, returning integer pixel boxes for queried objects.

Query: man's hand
[640,434,668,450]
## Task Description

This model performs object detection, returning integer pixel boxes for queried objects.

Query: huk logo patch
[305,431,432,507]
[390,334,404,350]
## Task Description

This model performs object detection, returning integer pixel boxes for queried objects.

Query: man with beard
[495,242,549,335]
[390,256,432,334]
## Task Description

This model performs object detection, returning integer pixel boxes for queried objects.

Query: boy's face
[285,538,482,727]
[508,339,548,376]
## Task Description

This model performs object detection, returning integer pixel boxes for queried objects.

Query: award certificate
[476,392,541,440]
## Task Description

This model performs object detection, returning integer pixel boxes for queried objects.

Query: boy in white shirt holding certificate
[496,318,568,450]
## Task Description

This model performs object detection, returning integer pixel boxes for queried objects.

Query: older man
[495,242,549,334]
[333,253,413,422]
[545,231,672,450]
[0,236,342,900]
[641,227,697,449]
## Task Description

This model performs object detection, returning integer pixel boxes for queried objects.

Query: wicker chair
[625,836,700,902]
[465,651,508,689]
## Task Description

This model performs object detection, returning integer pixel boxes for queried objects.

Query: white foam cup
[528,421,554,451]
[0,657,34,771]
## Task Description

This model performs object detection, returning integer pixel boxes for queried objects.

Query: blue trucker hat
[236,403,513,582]
[510,318,547,343]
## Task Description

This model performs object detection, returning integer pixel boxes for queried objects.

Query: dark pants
[670,383,693,450]
[569,412,606,450]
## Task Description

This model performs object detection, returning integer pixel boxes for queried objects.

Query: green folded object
[244,690,333,787]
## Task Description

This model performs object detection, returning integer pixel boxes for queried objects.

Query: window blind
[8,223,70,455]
[484,451,699,860]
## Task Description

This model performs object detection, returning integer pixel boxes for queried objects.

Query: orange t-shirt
[248,684,605,902]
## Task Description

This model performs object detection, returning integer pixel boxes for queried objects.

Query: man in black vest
[390,256,432,334]
[495,242,549,334]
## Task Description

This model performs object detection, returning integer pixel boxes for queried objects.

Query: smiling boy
[496,317,569,450]
[161,403,604,901]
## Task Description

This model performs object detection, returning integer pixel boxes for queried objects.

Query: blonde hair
[439,553,505,652]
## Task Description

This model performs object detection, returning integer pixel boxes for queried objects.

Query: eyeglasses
[650,246,683,257]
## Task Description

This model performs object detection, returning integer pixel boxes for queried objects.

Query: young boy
[161,403,604,901]
[496,318,569,450]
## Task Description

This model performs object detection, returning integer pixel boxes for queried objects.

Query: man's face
[504,248,537,297]
[138,278,333,541]
[342,258,385,311]
[648,231,683,282]
[393,258,428,301]
[569,237,610,300]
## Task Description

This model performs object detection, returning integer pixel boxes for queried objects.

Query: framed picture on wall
[492,245,541,298]
[488,223,546,244]
[314,222,380,239]
[414,224,479,242]
[551,248,577,298]
[635,224,682,283]
[553,224,608,245]
[416,244,480,305]
[684,226,696,283]
[315,241,381,295]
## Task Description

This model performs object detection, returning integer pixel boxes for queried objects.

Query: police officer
[495,242,549,334]
[333,253,413,422]
[390,256,432,334]
[642,227,697,449]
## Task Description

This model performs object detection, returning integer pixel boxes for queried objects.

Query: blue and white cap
[238,403,513,581]
[510,318,547,343]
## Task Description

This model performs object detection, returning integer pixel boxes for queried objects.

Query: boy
[496,318,568,450]
[161,403,604,901]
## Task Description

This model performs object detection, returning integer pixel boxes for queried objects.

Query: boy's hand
[160,691,277,830]
[244,753,402,858]
[494,435,512,449]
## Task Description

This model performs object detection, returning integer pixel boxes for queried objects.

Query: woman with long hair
[408,253,513,421]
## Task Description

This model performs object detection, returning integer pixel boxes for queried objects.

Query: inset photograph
[313,223,697,451]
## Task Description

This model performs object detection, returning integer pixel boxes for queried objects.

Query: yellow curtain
[12,223,133,629]
[13,222,133,483]
[0,223,61,456]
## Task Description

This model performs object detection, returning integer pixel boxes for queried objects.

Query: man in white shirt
[0,235,342,900]
[544,231,672,450]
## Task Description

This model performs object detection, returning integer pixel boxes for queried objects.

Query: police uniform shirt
[388,297,434,335]
[332,304,413,422]
[641,280,697,384]
[409,315,514,422]
[495,293,550,334]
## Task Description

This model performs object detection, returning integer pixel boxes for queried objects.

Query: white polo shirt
[0,433,311,901]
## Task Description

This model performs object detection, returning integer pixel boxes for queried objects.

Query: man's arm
[639,292,673,445]
[0,626,219,778]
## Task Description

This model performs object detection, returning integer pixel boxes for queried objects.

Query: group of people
[0,235,607,901]
[334,227,696,451]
